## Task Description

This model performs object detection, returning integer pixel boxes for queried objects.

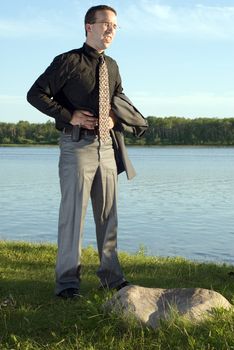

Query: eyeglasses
[92,21,120,31]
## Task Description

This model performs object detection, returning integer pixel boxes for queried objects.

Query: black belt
[62,127,98,136]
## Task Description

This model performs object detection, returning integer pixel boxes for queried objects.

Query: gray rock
[103,285,232,329]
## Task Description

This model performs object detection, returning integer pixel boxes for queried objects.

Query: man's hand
[109,110,116,129]
[70,109,115,130]
[70,110,98,130]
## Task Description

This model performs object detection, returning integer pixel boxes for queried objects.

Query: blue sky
[1,0,234,123]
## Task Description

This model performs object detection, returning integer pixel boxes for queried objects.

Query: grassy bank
[0,241,234,350]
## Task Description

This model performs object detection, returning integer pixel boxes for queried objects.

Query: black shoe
[116,281,131,291]
[98,281,131,291]
[57,288,80,299]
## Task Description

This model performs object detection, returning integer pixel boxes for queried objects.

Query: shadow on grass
[0,278,107,348]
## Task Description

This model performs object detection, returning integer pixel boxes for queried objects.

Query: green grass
[0,241,234,350]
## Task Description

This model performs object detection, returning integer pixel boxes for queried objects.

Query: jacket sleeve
[112,63,148,137]
[114,63,124,95]
[26,54,72,123]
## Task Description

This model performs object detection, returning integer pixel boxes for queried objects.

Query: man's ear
[86,23,92,33]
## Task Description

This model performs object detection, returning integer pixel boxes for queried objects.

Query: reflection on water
[0,146,234,265]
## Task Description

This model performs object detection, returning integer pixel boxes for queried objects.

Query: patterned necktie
[99,55,111,143]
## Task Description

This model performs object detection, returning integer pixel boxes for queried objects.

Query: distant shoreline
[1,143,234,148]
[0,143,58,147]
[1,117,234,146]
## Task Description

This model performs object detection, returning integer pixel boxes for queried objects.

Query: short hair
[84,5,117,36]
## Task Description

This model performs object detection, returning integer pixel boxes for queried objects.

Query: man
[27,5,146,298]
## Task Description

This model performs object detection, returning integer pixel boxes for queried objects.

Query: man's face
[86,10,118,52]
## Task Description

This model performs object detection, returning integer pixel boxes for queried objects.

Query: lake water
[0,146,233,265]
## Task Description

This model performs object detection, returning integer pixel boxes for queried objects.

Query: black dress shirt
[27,43,123,131]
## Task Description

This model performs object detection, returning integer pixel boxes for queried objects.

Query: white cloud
[1,2,234,40]
[147,4,172,19]
[0,9,82,40]
[120,1,234,40]
[0,1,86,39]
[0,18,73,38]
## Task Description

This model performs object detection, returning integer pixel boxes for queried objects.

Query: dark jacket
[111,93,148,179]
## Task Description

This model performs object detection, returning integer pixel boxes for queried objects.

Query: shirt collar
[82,43,105,60]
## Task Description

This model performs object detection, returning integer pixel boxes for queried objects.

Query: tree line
[0,117,234,145]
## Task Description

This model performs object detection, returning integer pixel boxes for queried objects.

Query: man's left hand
[109,110,116,129]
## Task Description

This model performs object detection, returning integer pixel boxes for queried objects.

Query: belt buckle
[83,128,98,136]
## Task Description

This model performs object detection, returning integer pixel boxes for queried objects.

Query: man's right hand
[70,110,98,129]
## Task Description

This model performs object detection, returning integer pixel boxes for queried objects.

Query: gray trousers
[55,133,126,295]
